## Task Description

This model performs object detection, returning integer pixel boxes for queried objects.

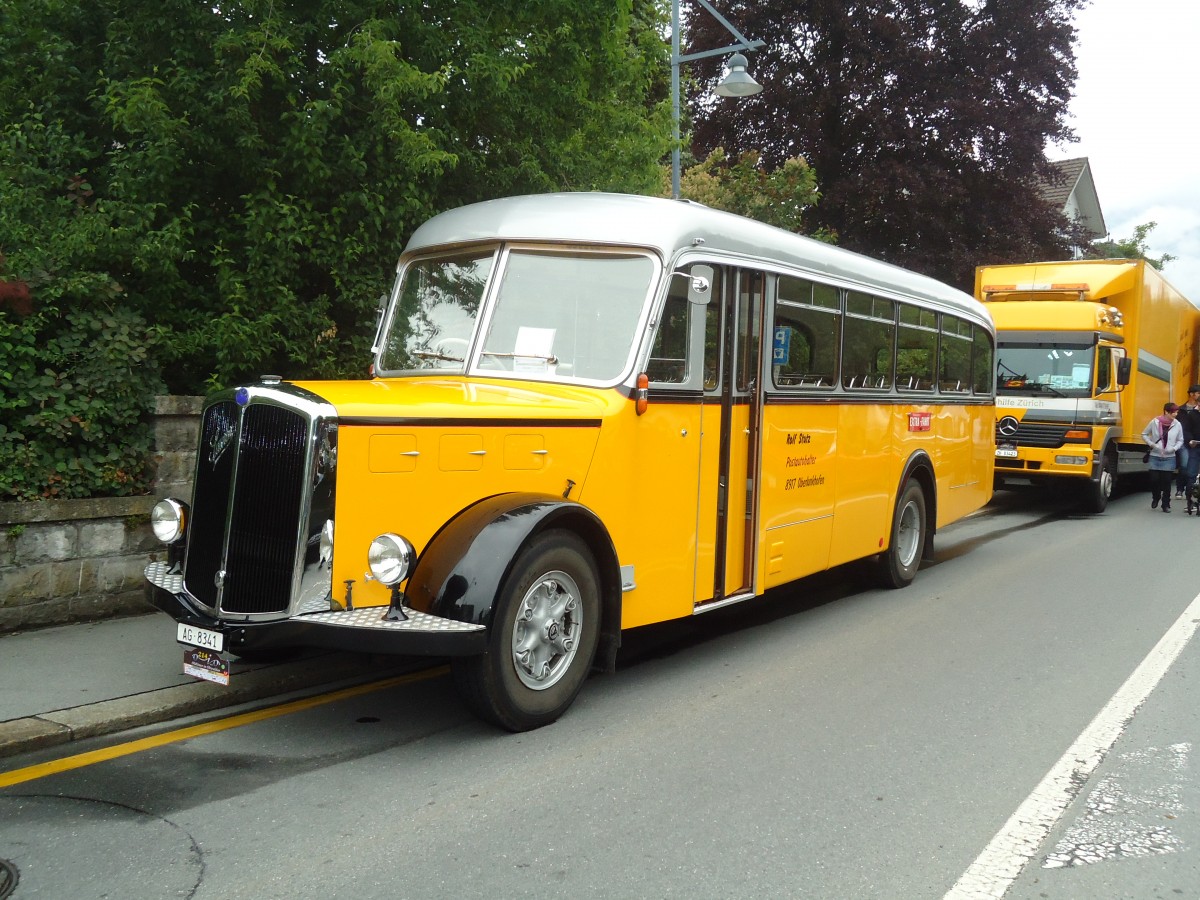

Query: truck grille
[185,399,311,616]
[995,422,1070,448]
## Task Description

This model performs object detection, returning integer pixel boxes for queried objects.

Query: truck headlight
[150,499,187,544]
[368,533,416,586]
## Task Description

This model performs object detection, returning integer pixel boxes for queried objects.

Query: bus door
[627,264,712,628]
[697,267,765,605]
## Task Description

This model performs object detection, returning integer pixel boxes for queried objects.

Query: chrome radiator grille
[185,397,313,616]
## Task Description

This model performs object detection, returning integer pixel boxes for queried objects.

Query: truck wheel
[1081,451,1115,514]
[877,480,927,589]
[452,530,600,732]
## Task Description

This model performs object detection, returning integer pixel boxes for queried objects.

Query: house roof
[1040,157,1107,239]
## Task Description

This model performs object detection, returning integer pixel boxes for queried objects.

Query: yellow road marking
[0,666,447,789]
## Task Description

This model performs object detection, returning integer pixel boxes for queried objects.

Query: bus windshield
[378,248,658,383]
[996,344,1095,397]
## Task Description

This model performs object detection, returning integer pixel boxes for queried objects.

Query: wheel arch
[896,451,937,562]
[405,492,622,673]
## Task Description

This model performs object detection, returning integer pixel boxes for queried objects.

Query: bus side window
[647,278,690,384]
[972,324,995,394]
[773,276,840,389]
[896,304,937,392]
[704,277,724,391]
[843,291,895,390]
[736,271,764,392]
[940,315,973,393]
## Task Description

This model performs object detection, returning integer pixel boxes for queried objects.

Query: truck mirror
[1117,356,1132,386]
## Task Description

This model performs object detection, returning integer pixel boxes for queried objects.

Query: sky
[1064,0,1200,298]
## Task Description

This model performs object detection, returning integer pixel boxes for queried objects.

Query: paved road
[2,486,1199,899]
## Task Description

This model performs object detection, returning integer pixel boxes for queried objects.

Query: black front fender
[404,493,622,670]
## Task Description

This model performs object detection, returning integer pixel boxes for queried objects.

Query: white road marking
[944,590,1200,899]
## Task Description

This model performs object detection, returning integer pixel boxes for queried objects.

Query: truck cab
[978,260,1197,513]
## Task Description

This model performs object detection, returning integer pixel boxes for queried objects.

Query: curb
[0,651,424,760]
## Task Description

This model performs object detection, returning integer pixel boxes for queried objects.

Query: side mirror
[677,264,714,305]
[1117,355,1132,386]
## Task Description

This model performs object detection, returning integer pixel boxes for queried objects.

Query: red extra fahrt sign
[907,411,932,432]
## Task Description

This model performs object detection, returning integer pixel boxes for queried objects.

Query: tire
[452,530,601,732]
[877,480,927,589]
[1081,451,1115,514]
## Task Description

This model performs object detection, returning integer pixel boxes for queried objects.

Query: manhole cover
[0,858,19,900]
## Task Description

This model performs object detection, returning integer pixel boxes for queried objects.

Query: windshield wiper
[412,349,464,364]
[1028,382,1065,396]
[481,350,559,365]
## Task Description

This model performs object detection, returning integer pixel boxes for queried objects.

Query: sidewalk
[0,612,422,760]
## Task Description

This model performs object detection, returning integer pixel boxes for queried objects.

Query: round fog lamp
[151,499,187,544]
[368,533,415,586]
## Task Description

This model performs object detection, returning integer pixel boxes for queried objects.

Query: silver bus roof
[403,192,990,326]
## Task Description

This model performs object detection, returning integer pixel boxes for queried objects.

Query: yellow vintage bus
[146,193,995,731]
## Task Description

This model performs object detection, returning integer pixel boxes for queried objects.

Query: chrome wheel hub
[511,570,582,690]
[896,500,921,568]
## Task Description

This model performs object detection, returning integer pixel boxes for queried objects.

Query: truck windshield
[378,247,658,384]
[996,345,1095,397]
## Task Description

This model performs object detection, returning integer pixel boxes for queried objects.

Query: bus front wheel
[878,480,927,589]
[452,530,600,732]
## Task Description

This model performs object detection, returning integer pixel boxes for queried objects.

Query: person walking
[1144,402,1184,512]
[1176,384,1200,500]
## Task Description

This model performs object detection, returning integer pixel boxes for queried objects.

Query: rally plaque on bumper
[183,648,231,685]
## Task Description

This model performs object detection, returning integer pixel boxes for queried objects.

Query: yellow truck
[976,259,1200,513]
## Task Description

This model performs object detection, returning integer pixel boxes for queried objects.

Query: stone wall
[0,397,203,633]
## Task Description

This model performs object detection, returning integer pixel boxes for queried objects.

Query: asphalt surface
[0,612,422,759]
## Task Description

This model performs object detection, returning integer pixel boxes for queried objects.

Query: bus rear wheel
[877,480,927,589]
[452,530,600,732]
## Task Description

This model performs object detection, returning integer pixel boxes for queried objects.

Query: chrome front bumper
[145,562,487,657]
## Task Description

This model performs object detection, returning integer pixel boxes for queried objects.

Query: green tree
[665,148,829,238]
[0,0,673,499]
[0,0,672,395]
[1087,222,1176,271]
[686,0,1086,291]
[0,113,166,499]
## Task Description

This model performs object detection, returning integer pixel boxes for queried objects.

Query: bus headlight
[368,533,416,586]
[150,499,187,544]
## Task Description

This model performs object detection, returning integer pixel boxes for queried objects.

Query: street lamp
[671,0,765,199]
